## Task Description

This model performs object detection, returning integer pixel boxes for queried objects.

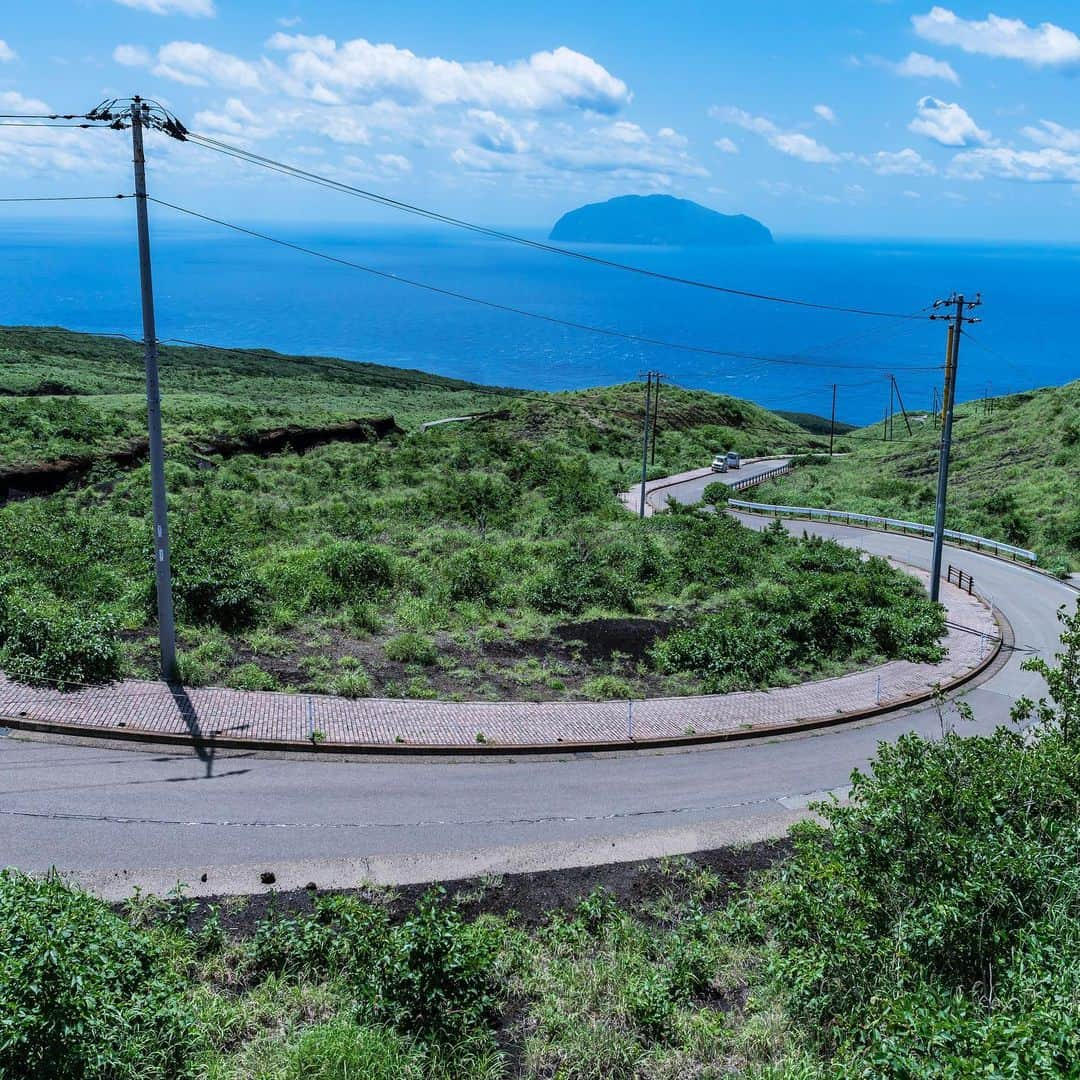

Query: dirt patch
[553,617,673,663]
[0,417,401,504]
[155,836,794,939]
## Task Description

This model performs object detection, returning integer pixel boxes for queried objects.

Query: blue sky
[3,2,1080,239]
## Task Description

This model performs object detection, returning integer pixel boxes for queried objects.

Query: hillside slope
[755,382,1080,571]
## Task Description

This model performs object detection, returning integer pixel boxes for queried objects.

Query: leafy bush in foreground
[752,622,1080,1077]
[0,870,197,1079]
[0,585,122,689]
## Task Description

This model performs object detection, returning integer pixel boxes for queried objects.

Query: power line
[185,131,926,322]
[0,122,104,129]
[146,195,939,375]
[0,194,130,203]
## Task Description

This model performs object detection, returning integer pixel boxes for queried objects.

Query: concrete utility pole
[928,293,982,602]
[639,372,654,518]
[650,372,662,465]
[829,383,837,458]
[130,97,177,679]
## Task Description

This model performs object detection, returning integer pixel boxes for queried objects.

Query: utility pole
[892,375,913,436]
[888,378,895,441]
[829,383,837,457]
[131,97,177,680]
[639,372,654,518]
[650,372,662,465]
[928,293,981,602]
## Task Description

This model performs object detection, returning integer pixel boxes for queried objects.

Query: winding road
[0,463,1073,898]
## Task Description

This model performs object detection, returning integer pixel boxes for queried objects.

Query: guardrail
[728,463,793,492]
[947,564,975,595]
[727,499,1038,564]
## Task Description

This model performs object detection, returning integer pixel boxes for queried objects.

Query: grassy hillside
[774,409,856,437]
[0,327,938,698]
[0,326,523,470]
[755,381,1080,573]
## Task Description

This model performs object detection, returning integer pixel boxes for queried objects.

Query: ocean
[1,217,1077,424]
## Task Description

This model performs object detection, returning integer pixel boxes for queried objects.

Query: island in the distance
[549,194,773,247]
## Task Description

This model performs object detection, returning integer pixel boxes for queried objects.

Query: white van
[725,452,741,469]
[710,455,728,473]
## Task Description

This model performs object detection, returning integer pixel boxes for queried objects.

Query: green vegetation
[1,610,1076,1077]
[756,381,1080,572]
[0,328,938,698]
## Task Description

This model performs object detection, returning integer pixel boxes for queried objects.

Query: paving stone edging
[0,570,1001,756]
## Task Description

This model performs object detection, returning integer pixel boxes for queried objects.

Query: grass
[0,327,942,700]
[754,380,1080,572]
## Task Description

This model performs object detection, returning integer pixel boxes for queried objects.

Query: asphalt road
[0,480,1073,897]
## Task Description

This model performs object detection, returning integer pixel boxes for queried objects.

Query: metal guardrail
[947,564,975,595]
[729,463,793,492]
[728,498,1038,564]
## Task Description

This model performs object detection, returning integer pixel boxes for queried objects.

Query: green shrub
[754,720,1080,1073]
[371,889,501,1039]
[525,539,636,615]
[330,667,373,698]
[581,675,634,700]
[0,871,197,1078]
[279,1021,424,1080]
[0,587,122,688]
[443,547,500,603]
[384,633,437,665]
[167,513,263,631]
[225,663,279,692]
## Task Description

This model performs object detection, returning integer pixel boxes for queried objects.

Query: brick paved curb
[0,571,1001,756]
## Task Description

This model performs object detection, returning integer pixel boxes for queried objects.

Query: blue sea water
[1,217,1077,424]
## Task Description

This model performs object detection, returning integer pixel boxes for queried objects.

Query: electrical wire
[185,131,928,322]
[147,196,941,375]
[0,194,130,203]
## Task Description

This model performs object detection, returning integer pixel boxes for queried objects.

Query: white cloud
[714,105,844,163]
[467,109,528,153]
[113,44,152,67]
[376,152,412,172]
[1022,119,1080,152]
[770,131,840,163]
[657,126,687,147]
[711,105,776,136]
[113,0,216,15]
[153,41,263,88]
[191,96,260,136]
[867,147,936,175]
[0,40,16,62]
[909,96,989,146]
[949,146,1080,183]
[451,116,706,188]
[265,35,631,114]
[600,120,649,144]
[0,90,128,176]
[714,137,738,154]
[814,104,836,123]
[277,16,302,27]
[913,6,1080,68]
[894,51,959,83]
[903,189,922,198]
